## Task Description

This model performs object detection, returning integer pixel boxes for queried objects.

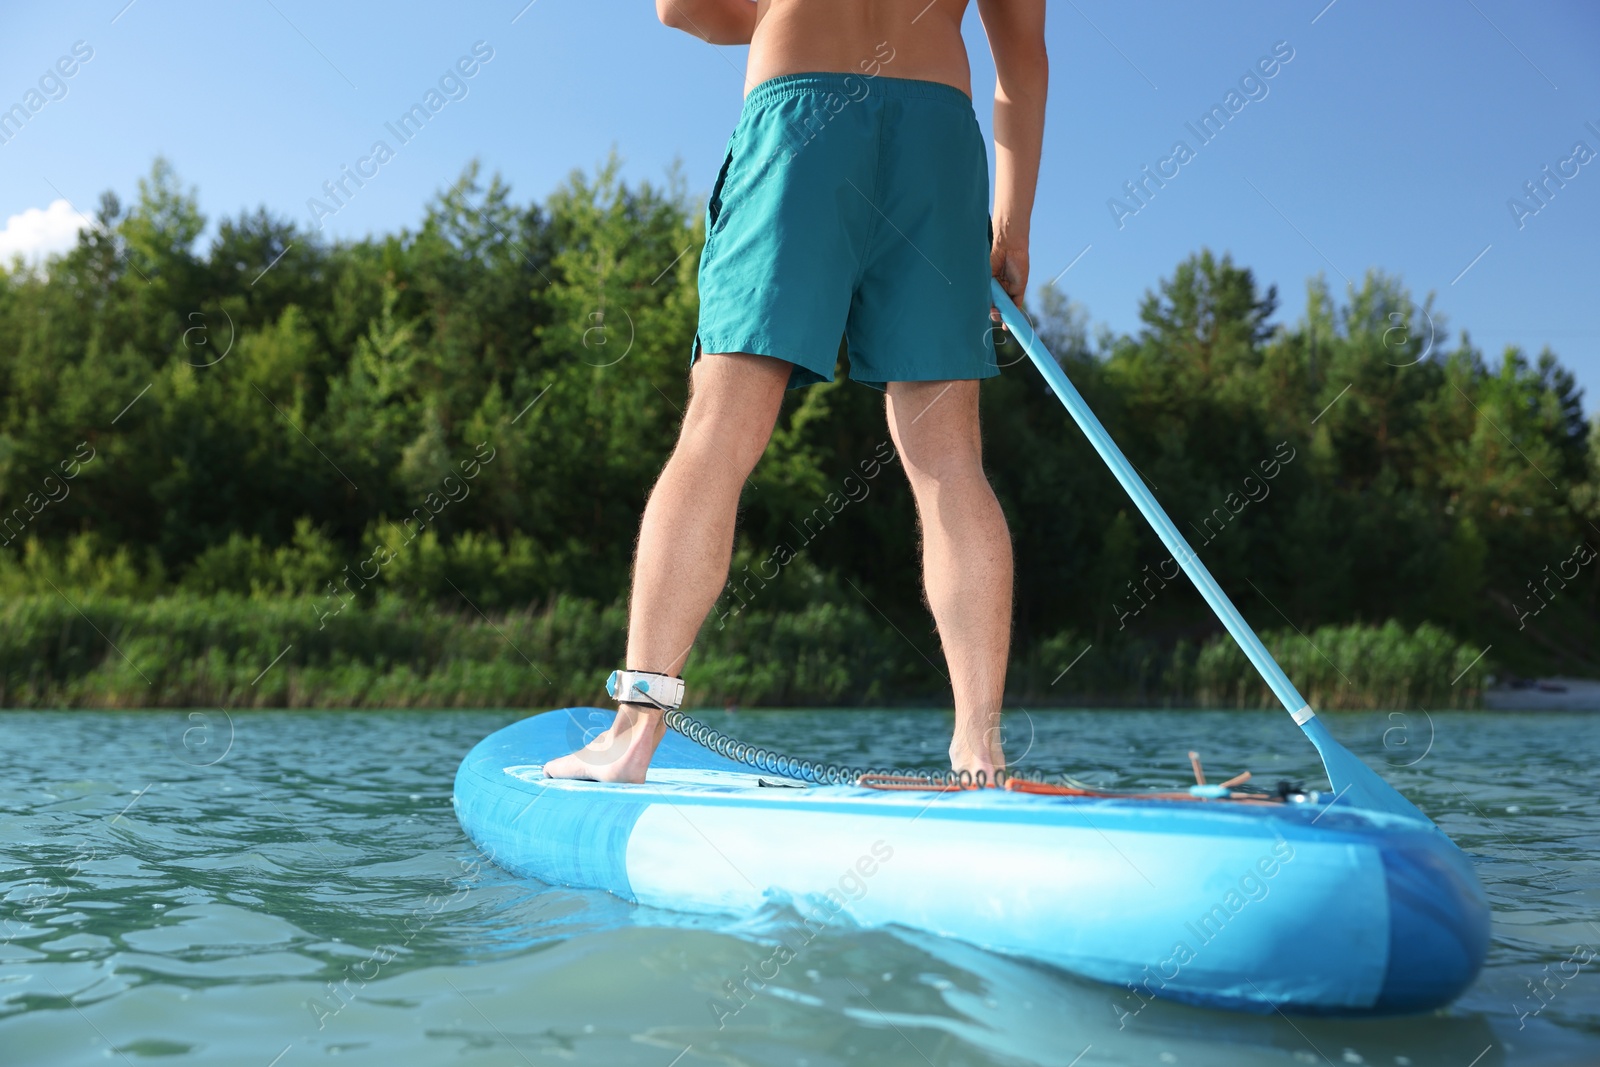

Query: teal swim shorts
[692,71,999,391]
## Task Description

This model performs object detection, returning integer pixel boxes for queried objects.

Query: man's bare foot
[542,705,666,784]
[950,730,1005,785]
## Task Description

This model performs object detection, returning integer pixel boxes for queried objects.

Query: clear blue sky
[3,1,1598,410]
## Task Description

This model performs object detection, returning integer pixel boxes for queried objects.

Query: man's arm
[655,0,757,46]
[976,0,1047,319]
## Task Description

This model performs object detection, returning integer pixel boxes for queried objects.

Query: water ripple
[0,708,1596,1066]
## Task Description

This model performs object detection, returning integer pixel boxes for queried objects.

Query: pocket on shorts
[704,128,742,254]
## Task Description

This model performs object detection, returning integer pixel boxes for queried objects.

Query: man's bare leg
[885,379,1013,777]
[542,352,792,783]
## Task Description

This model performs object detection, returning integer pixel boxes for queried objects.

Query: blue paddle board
[454,707,1489,1015]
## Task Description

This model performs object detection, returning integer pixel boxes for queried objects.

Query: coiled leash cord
[665,708,1071,790]
[613,668,1068,789]
[663,709,1301,800]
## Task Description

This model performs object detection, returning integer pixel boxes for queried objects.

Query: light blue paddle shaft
[990,280,1432,826]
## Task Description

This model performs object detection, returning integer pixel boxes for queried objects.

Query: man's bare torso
[746,0,975,99]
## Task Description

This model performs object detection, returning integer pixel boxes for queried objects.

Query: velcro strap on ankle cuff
[606,669,685,711]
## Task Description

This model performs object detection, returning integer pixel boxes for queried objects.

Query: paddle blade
[1301,715,1435,826]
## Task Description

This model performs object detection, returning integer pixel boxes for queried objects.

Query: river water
[2,708,1596,1066]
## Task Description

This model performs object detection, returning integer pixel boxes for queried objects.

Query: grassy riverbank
[0,591,1489,710]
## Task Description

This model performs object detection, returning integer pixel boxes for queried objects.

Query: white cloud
[0,200,87,267]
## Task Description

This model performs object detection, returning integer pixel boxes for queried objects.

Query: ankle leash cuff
[606,669,685,711]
